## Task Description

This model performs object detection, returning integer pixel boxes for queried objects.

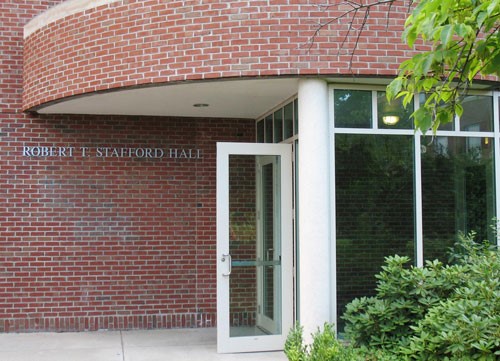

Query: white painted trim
[328,84,337,330]
[414,134,424,267]
[24,0,122,38]
[413,95,425,267]
[333,128,415,135]
[216,143,230,352]
[493,92,500,247]
[372,90,379,129]
[334,128,494,138]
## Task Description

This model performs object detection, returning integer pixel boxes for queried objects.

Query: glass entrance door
[217,143,293,353]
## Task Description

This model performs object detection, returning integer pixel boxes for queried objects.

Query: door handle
[221,254,232,276]
[266,248,274,261]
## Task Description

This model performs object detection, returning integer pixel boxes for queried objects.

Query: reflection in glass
[257,120,264,143]
[262,163,275,320]
[228,155,282,337]
[418,93,455,131]
[377,91,414,129]
[421,137,495,261]
[257,100,297,143]
[460,96,493,132]
[335,134,415,333]
[274,109,283,143]
[265,115,273,143]
[294,99,298,135]
[284,102,294,140]
[334,90,372,128]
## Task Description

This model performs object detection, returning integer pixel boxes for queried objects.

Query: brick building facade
[1,0,499,353]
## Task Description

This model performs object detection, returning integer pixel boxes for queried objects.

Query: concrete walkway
[0,328,288,361]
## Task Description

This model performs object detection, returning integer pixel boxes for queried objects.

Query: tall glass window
[332,87,497,334]
[335,134,415,332]
[422,137,495,260]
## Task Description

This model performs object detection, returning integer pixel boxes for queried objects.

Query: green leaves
[387,0,500,134]
[413,107,433,132]
[284,323,360,361]
[285,236,499,360]
[285,324,307,361]
[341,232,500,360]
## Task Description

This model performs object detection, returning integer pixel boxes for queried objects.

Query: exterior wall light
[382,115,400,125]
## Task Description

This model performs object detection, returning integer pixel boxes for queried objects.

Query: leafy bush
[342,255,467,350]
[341,232,500,360]
[284,323,357,361]
[402,242,500,360]
[285,233,499,360]
[284,323,306,361]
[284,323,401,361]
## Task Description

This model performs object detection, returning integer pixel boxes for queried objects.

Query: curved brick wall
[23,0,416,111]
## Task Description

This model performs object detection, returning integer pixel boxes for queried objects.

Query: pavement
[0,328,288,361]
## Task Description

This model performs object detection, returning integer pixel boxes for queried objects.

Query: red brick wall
[0,1,259,333]
[0,0,65,113]
[23,0,418,111]
[0,114,254,332]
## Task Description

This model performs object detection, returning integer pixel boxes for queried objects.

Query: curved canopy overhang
[32,78,299,119]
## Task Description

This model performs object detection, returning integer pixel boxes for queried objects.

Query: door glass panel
[262,163,275,320]
[228,154,281,338]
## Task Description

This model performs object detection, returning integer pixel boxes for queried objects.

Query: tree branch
[307,0,413,67]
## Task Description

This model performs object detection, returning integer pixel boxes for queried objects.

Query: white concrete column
[297,78,331,338]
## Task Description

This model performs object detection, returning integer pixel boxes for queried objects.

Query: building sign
[22,146,202,159]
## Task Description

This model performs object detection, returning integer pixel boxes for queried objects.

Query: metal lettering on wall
[22,146,202,159]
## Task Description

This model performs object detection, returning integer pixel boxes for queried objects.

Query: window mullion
[493,92,500,246]
[372,91,378,129]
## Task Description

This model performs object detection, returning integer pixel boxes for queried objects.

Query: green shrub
[342,255,466,351]
[341,232,500,359]
[284,323,358,361]
[284,323,306,361]
[402,241,500,360]
[285,233,499,360]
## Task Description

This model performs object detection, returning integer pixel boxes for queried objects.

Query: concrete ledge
[24,0,121,38]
